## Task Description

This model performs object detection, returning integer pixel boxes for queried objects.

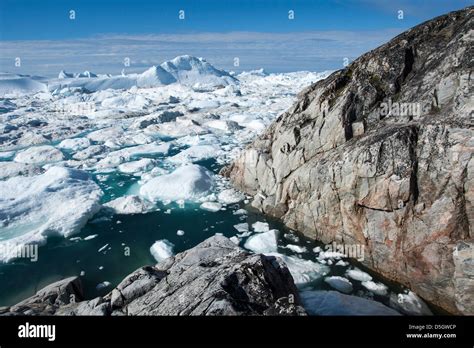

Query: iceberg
[266,252,329,286]
[346,268,373,282]
[244,229,278,254]
[324,276,353,294]
[140,164,214,202]
[103,195,154,215]
[150,239,174,262]
[0,167,102,262]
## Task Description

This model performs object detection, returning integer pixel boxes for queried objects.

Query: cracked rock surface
[225,7,474,314]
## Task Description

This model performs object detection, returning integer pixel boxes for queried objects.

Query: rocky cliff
[225,7,474,314]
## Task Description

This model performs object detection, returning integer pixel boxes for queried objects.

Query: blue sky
[0,0,471,75]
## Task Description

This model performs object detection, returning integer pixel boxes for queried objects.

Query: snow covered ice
[0,167,102,262]
[0,55,342,300]
[150,240,175,262]
[139,164,214,202]
[243,229,279,254]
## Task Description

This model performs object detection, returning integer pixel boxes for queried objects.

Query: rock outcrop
[0,236,306,316]
[225,7,474,314]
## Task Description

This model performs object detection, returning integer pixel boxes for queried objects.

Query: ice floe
[217,189,245,205]
[140,164,214,202]
[150,239,175,262]
[267,253,329,286]
[324,276,353,294]
[200,201,222,212]
[244,229,279,254]
[346,268,373,282]
[361,280,389,296]
[0,167,102,262]
[103,195,154,215]
[251,221,270,233]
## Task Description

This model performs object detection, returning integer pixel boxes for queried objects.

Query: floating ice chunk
[230,236,240,245]
[335,260,349,267]
[233,223,249,233]
[200,202,222,212]
[244,229,278,254]
[390,291,433,316]
[286,244,307,253]
[150,239,174,262]
[96,281,111,290]
[84,234,98,241]
[58,138,91,151]
[300,290,401,316]
[267,253,329,286]
[346,268,373,282]
[217,189,245,205]
[140,164,214,202]
[14,145,64,164]
[118,158,156,174]
[233,209,247,216]
[324,276,353,294]
[104,195,154,215]
[169,145,221,164]
[177,230,185,236]
[0,167,102,262]
[361,281,388,296]
[252,221,270,233]
[98,244,109,253]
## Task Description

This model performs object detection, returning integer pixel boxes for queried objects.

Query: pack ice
[0,54,330,263]
[0,167,102,262]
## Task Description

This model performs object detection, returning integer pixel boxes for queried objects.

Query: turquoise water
[0,158,405,309]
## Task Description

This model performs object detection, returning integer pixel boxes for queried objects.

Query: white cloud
[0,30,404,76]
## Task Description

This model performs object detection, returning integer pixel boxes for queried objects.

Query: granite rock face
[226,7,474,314]
[1,236,306,316]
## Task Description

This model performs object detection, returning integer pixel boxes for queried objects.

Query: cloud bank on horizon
[0,0,471,75]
